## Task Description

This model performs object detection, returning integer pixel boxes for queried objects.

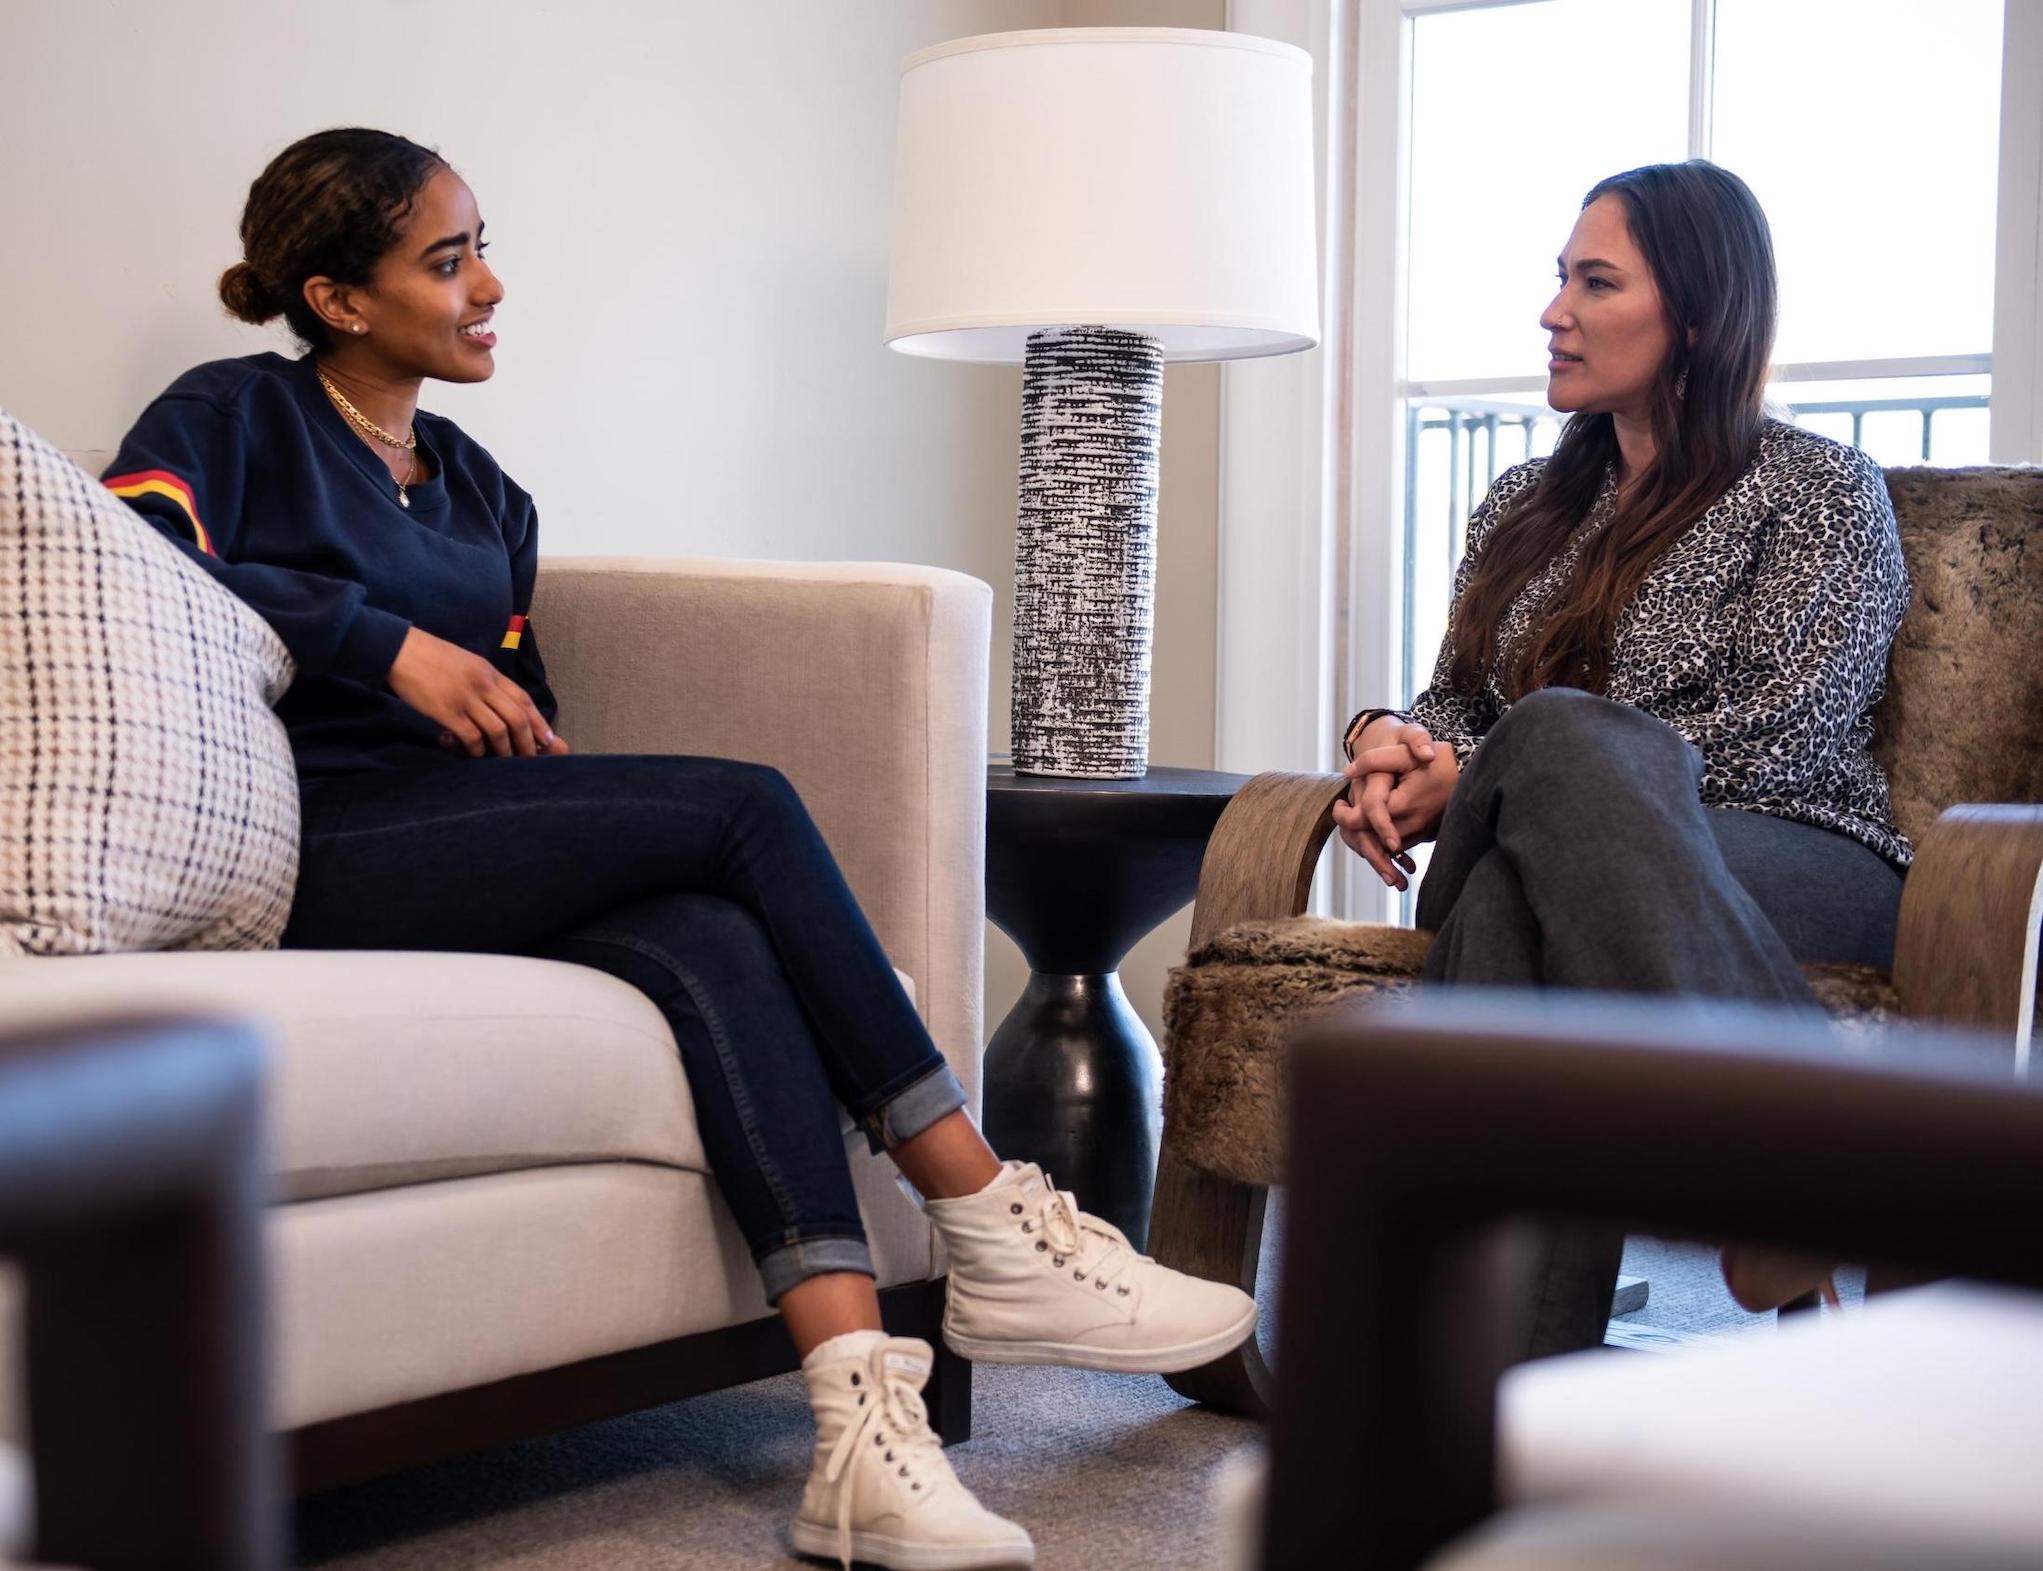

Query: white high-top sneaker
[791,1331,1034,1571]
[926,1163,1258,1373]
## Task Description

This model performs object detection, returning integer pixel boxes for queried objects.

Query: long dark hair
[217,128,446,350]
[1447,159,1777,700]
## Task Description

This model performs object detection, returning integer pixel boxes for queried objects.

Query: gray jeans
[1412,688,1905,1357]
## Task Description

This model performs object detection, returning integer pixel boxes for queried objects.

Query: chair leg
[926,1335,974,1445]
[886,1275,971,1444]
[1147,1148,1275,1415]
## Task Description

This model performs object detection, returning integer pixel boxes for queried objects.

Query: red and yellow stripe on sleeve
[501,614,528,650]
[102,469,215,556]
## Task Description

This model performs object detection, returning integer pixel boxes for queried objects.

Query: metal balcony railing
[1399,389,1992,703]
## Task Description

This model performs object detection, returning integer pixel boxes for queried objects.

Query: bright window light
[1713,0,2003,365]
[1406,0,1690,384]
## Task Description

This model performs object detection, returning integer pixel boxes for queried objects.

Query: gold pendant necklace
[316,364,419,508]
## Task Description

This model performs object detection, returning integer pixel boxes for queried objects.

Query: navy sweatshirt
[104,352,557,780]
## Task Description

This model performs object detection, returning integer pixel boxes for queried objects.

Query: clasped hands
[1330,716,1459,892]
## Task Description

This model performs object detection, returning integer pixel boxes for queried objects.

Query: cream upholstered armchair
[1,540,992,1492]
[1152,464,2043,1413]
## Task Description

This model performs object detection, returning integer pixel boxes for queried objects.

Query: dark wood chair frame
[1262,995,2043,1570]
[0,1011,275,1571]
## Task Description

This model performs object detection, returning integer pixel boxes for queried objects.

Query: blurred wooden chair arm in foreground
[1263,992,2043,1571]
[0,1012,274,1571]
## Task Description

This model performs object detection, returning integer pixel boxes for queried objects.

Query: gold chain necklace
[315,365,420,509]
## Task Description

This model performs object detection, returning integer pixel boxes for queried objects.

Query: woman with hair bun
[1332,160,1911,1356]
[106,127,1255,1571]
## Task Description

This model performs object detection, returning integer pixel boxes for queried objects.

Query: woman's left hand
[1337,722,1460,868]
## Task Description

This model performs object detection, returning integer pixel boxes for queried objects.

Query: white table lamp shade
[885,28,1320,363]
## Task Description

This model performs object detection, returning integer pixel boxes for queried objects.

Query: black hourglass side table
[982,764,1250,1250]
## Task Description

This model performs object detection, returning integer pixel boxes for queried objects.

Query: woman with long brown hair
[1333,160,1910,1357]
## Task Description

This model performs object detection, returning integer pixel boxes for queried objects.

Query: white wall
[0,0,1225,1046]
[0,0,1058,583]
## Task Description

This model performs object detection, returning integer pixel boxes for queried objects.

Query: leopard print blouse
[1387,417,1912,865]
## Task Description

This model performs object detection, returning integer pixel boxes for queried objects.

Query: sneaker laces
[1038,1179,1141,1293]
[820,1356,951,1570]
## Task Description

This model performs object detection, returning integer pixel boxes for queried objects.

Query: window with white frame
[1212,0,2034,922]
[1375,0,2015,919]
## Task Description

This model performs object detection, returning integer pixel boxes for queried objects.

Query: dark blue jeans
[1413,689,1907,1356]
[284,754,967,1302]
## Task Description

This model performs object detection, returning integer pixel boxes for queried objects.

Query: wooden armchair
[0,1011,274,1571]
[1265,993,2043,1570]
[1152,464,2043,1413]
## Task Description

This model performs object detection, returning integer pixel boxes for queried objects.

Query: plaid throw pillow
[0,407,299,956]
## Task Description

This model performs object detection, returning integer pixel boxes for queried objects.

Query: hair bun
[218,260,278,325]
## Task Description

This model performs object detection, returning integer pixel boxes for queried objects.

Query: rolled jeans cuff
[861,1061,969,1154]
[757,1234,876,1304]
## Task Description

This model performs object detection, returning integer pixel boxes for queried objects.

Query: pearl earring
[352,324,365,335]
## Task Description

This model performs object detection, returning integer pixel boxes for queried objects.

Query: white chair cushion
[0,951,688,1199]
[0,408,298,957]
[271,1156,932,1427]
[0,949,919,1202]
[1428,1501,2040,1571]
[1498,1282,2043,1558]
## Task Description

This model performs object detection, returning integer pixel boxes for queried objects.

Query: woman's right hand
[387,626,556,758]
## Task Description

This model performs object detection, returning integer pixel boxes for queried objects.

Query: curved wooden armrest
[1268,995,2043,1570]
[1187,771,1349,952]
[1156,769,1344,1417]
[1891,804,2043,1063]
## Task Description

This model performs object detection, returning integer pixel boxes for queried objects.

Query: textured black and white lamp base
[1011,326,1164,779]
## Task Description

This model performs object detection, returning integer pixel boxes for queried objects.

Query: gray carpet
[295,1360,1253,1570]
[292,1202,1804,1569]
